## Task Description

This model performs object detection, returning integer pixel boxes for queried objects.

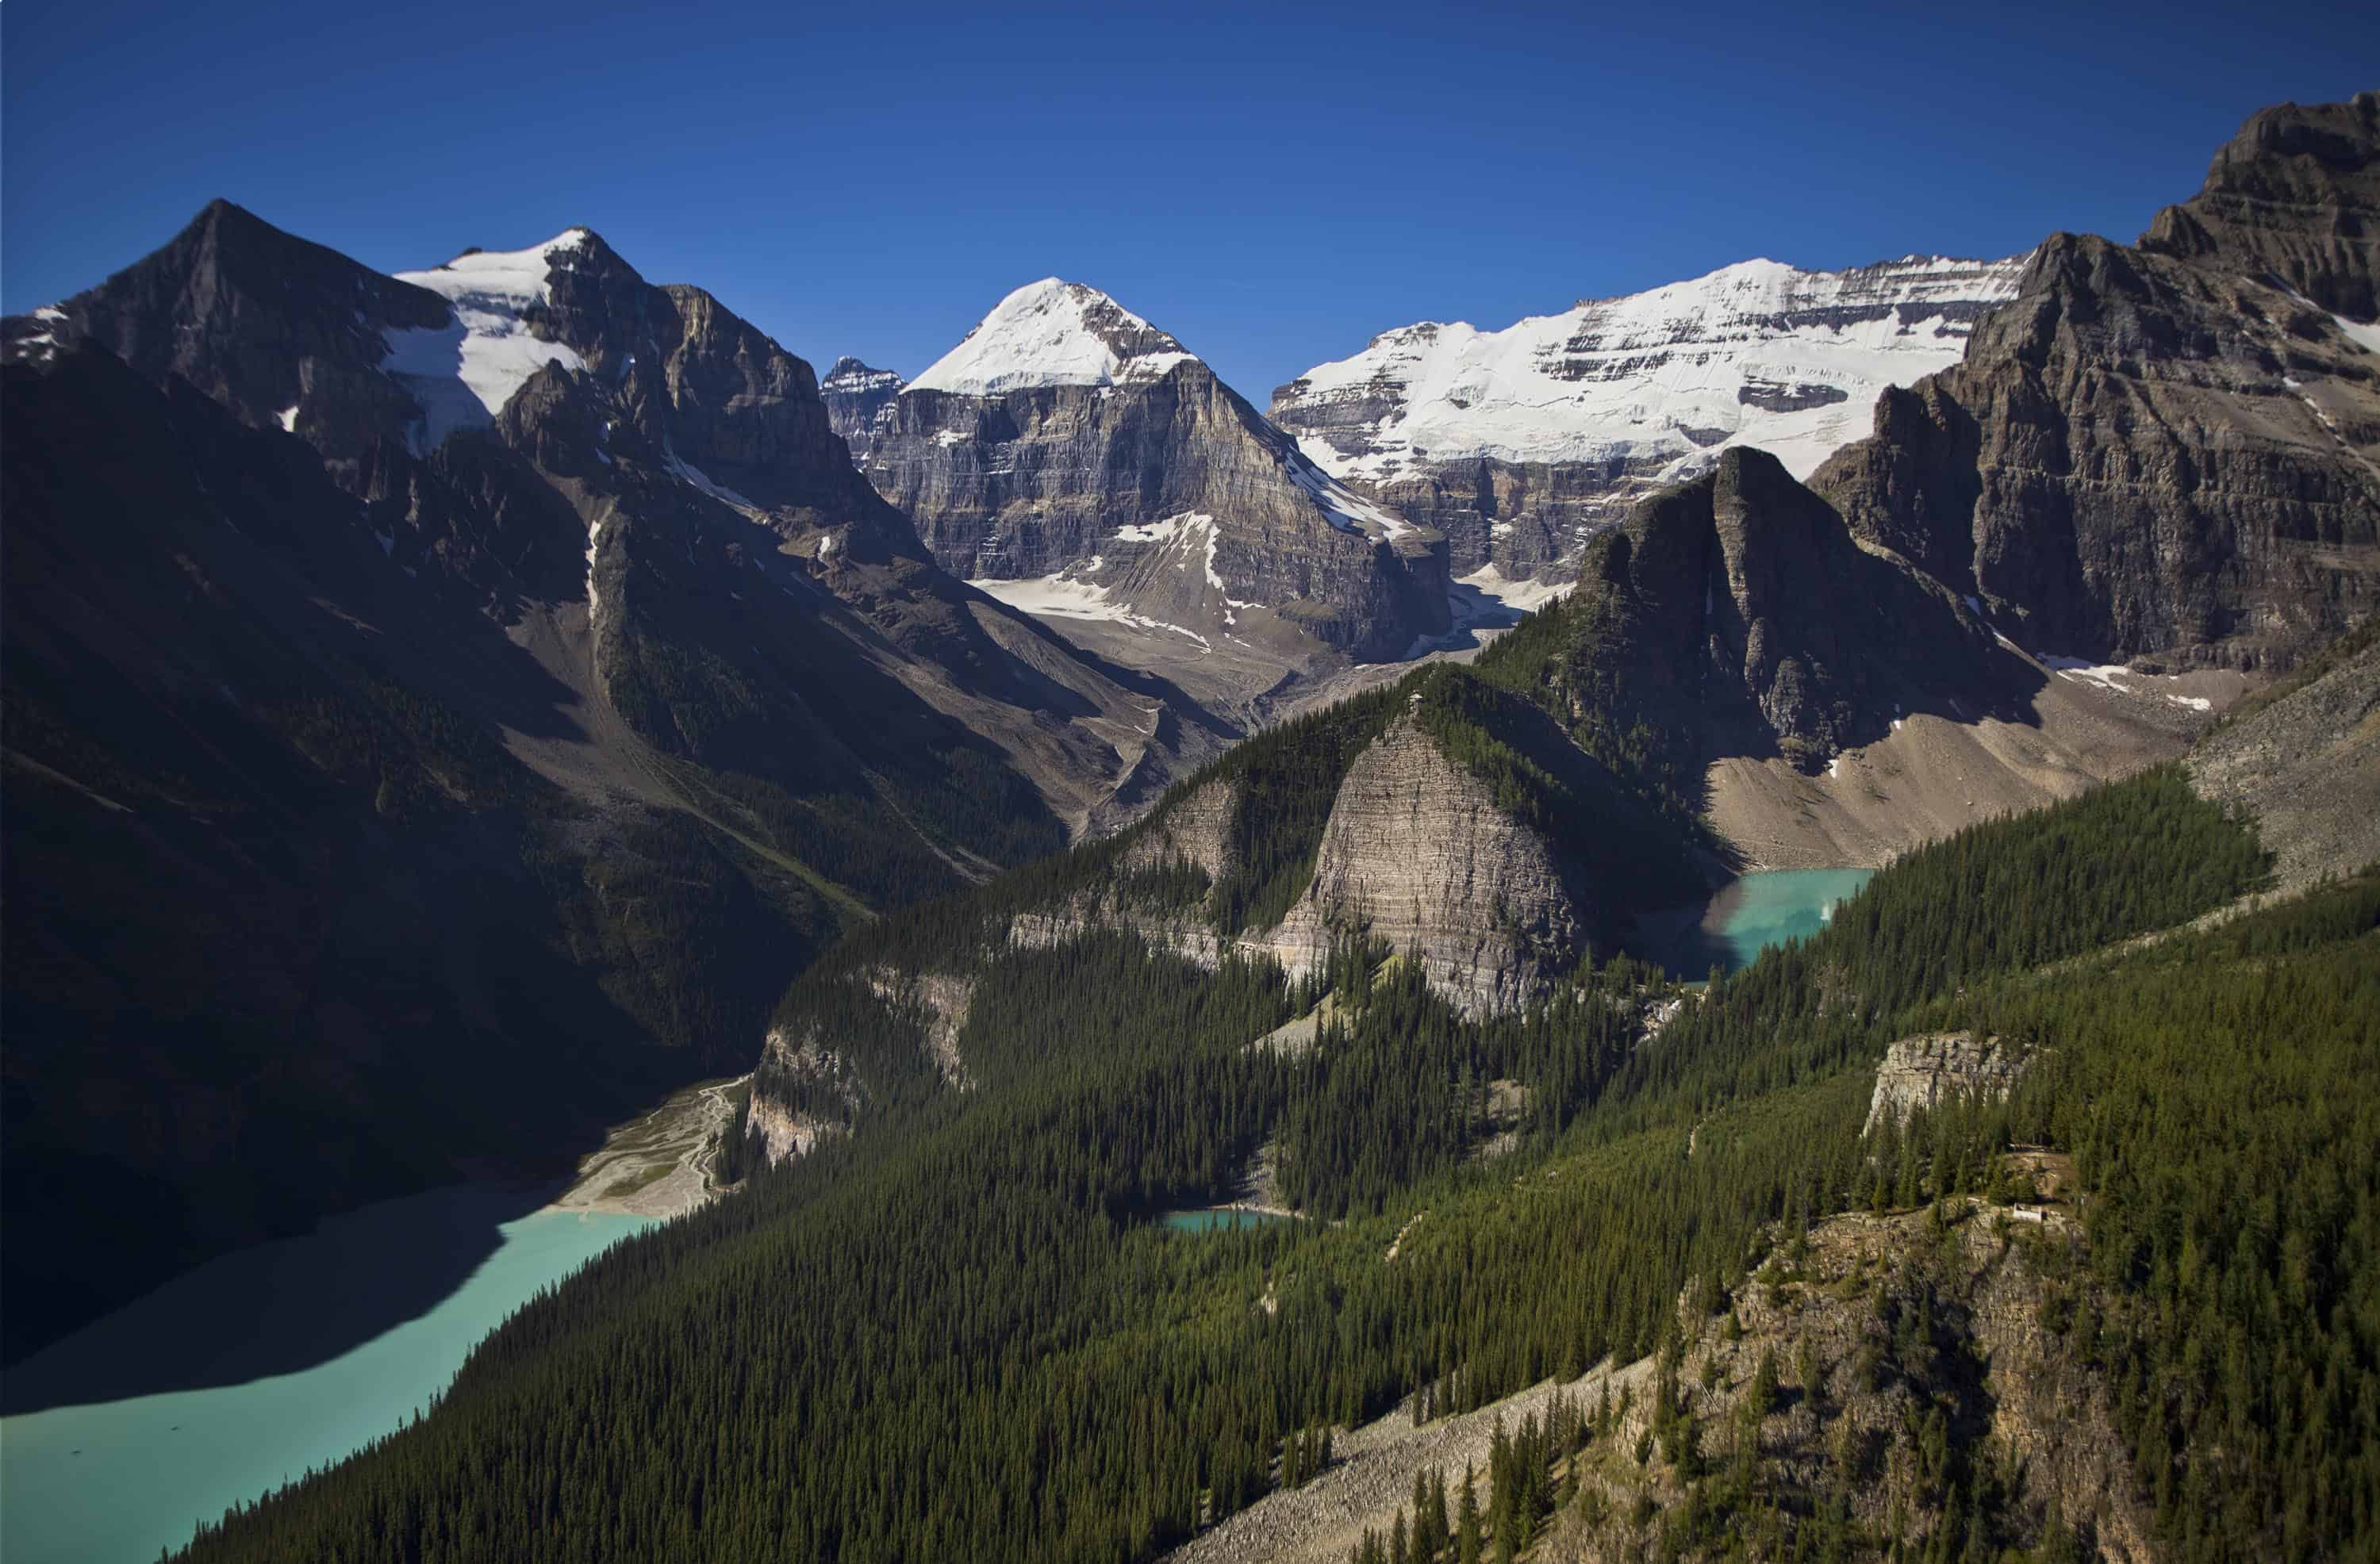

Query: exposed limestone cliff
[861,968,977,1088]
[752,1024,862,1161]
[1268,715,1597,1015]
[1814,94,2380,673]
[1120,776,1242,882]
[2186,621,2380,895]
[862,282,1451,666]
[1864,1032,2029,1135]
[1008,895,1230,972]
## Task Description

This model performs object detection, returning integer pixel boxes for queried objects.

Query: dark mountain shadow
[2,354,795,1366]
[1403,578,1529,656]
[0,1179,583,1415]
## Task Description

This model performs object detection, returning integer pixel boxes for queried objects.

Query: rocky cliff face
[1269,254,2029,580]
[0,202,1224,1359]
[2139,92,2380,320]
[1265,715,1599,1015]
[2186,619,2380,895]
[820,356,905,464]
[752,1025,863,1160]
[1120,776,1242,882]
[1505,447,2002,799]
[860,279,1451,666]
[1813,95,2380,673]
[1864,1033,2031,1135]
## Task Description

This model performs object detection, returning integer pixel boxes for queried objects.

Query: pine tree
[1456,1464,1481,1564]
[1748,1345,1780,1420]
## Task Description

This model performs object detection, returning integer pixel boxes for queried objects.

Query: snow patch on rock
[909,278,1193,395]
[1279,253,2031,486]
[1457,564,1576,615]
[385,230,591,451]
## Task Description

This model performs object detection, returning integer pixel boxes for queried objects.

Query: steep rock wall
[1267,716,1595,1015]
[1865,1032,2030,1134]
[1814,96,2380,672]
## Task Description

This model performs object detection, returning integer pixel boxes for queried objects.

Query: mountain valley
[2,67,2376,1564]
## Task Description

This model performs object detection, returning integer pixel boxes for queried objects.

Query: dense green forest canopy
[168,743,2373,1564]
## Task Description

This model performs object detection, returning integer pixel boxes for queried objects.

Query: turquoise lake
[1161,1208,1292,1232]
[0,1190,651,1564]
[1653,867,1878,976]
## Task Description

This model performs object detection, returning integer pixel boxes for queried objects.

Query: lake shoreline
[1639,867,1879,978]
[542,1072,750,1221]
[0,1065,750,1564]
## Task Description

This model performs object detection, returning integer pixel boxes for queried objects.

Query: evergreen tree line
[167,757,2317,1564]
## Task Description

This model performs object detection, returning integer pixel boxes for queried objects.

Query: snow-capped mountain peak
[1266,251,2033,579]
[908,278,1195,396]
[384,229,594,450]
[1273,251,2032,485]
[822,356,906,396]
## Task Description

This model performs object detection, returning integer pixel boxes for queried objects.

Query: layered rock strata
[820,356,905,463]
[1269,254,2029,578]
[1814,94,2380,672]
[1864,1033,2029,1134]
[1266,716,1598,1016]
[862,279,1451,663]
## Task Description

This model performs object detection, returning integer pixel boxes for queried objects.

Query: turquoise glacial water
[1706,868,1877,969]
[1652,867,1879,977]
[1,1192,651,1564]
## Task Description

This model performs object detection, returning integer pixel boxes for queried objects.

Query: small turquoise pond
[1649,867,1877,977]
[0,1190,652,1564]
[1161,1208,1293,1232]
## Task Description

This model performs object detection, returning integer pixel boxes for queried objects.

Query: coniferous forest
[159,733,2380,1564]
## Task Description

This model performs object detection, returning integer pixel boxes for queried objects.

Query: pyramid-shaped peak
[396,229,603,306]
[908,277,1196,396]
[823,356,905,391]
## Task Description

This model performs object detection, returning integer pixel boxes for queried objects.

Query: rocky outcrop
[820,356,905,464]
[1813,96,2380,673]
[747,1093,846,1163]
[862,280,1451,663]
[2187,621,2380,895]
[1864,1032,2029,1134]
[752,1023,866,1162]
[1512,447,2002,796]
[1121,776,1241,881]
[1269,254,2029,579]
[2139,92,2380,320]
[861,968,976,1088]
[1008,896,1230,972]
[1266,715,1597,1015]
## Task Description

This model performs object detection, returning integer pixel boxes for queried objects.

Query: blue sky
[5,0,2374,401]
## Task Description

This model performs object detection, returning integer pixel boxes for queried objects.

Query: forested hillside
[166,730,2374,1564]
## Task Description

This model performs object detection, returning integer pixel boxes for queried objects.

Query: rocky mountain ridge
[820,355,905,463]
[852,279,1456,711]
[1268,254,2030,581]
[1814,93,2380,673]
[747,664,1704,1167]
[0,201,1223,1360]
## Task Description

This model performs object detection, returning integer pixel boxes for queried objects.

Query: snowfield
[909,278,1193,395]
[385,229,592,450]
[1276,253,2032,486]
